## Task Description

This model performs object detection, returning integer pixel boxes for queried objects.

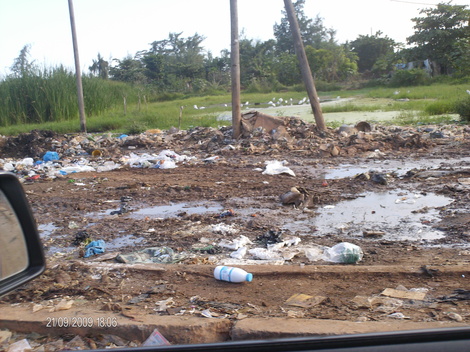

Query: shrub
[314,80,342,92]
[455,96,470,122]
[390,69,431,87]
[424,100,455,116]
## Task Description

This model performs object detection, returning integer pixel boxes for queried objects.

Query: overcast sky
[0,0,467,76]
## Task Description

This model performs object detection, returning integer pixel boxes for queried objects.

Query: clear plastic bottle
[214,266,253,283]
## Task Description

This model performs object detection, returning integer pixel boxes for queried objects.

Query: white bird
[466,90,470,95]
[193,105,198,109]
[199,106,206,110]
[394,90,400,95]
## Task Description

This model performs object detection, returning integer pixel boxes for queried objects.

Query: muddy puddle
[106,234,145,249]
[282,189,453,242]
[305,157,470,180]
[130,201,224,219]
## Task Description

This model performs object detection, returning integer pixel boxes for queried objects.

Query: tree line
[6,0,470,93]
[95,1,468,93]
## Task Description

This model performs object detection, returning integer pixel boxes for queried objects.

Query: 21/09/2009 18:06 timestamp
[46,316,118,328]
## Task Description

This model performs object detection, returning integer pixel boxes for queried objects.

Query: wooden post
[179,106,184,129]
[230,0,241,139]
[283,0,326,131]
[68,0,87,133]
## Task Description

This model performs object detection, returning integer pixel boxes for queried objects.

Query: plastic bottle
[214,266,253,283]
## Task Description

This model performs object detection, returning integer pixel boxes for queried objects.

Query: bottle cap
[246,273,253,282]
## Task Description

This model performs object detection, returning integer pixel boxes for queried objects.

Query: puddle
[317,157,470,180]
[282,189,453,242]
[130,201,224,219]
[106,234,145,249]
[38,223,59,239]
[46,245,76,255]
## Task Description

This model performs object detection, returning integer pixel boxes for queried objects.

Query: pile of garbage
[0,115,468,180]
[0,146,199,181]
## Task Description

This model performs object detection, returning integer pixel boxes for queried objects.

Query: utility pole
[283,0,326,131]
[230,0,241,139]
[68,0,87,133]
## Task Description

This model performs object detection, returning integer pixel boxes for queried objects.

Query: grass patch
[0,82,468,136]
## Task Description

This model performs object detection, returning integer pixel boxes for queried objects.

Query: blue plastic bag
[43,151,60,162]
[84,240,105,258]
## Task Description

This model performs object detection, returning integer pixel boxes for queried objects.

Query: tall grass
[0,66,141,127]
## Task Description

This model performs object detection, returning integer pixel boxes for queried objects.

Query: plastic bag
[262,160,296,177]
[323,242,363,264]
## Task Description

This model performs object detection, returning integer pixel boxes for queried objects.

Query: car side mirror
[0,172,45,296]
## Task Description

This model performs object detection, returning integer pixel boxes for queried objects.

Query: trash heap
[0,115,468,180]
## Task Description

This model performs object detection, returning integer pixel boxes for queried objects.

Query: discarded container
[214,266,253,283]
[92,149,102,157]
[324,242,363,264]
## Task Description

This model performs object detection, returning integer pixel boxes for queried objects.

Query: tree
[109,55,146,83]
[350,32,397,74]
[204,51,231,87]
[89,53,109,79]
[406,2,470,75]
[274,0,334,54]
[10,45,36,78]
[275,52,301,86]
[305,43,357,82]
[149,32,206,87]
[239,37,277,87]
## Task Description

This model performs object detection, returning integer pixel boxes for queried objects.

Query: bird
[466,90,470,95]
[193,105,198,109]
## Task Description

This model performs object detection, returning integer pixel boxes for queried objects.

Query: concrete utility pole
[68,0,87,133]
[283,0,326,131]
[230,0,241,139]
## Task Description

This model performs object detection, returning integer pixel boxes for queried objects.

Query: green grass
[0,81,468,136]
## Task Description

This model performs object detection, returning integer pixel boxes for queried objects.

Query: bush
[314,80,342,92]
[455,96,470,122]
[245,78,282,93]
[425,100,455,116]
[390,69,431,87]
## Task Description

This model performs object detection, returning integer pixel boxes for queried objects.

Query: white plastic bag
[323,242,363,264]
[262,160,296,177]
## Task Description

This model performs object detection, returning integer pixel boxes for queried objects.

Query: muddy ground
[1,119,470,348]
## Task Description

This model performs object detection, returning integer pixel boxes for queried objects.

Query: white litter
[262,160,296,177]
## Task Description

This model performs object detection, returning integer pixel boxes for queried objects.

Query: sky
[0,0,468,76]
